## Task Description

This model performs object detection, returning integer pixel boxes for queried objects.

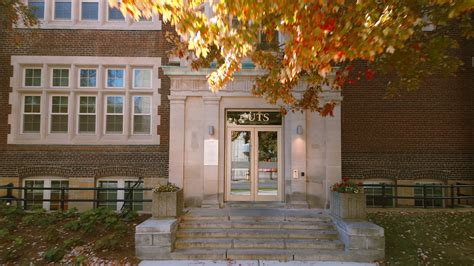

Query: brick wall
[0,26,174,181]
[341,40,474,180]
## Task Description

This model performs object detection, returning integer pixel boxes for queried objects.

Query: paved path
[141,261,376,266]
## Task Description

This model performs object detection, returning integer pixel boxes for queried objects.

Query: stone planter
[330,191,366,220]
[152,189,184,218]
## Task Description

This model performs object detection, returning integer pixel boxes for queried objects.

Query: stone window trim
[19,0,162,31]
[9,56,162,145]
[22,177,69,211]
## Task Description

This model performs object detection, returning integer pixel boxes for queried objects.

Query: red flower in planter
[331,177,362,193]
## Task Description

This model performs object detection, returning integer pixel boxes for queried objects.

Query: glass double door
[226,127,282,201]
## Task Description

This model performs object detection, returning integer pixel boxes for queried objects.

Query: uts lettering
[243,112,270,122]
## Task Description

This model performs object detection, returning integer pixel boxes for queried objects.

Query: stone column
[289,111,308,207]
[201,96,221,208]
[168,95,186,188]
[325,102,342,208]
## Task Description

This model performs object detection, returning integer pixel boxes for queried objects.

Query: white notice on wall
[203,139,219,166]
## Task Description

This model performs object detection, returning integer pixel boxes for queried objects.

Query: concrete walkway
[141,261,376,266]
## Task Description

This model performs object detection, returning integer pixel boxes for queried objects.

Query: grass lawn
[368,210,474,265]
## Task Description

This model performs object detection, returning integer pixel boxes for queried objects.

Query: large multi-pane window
[24,179,69,211]
[52,69,69,87]
[414,183,443,208]
[364,182,394,207]
[108,1,124,21]
[97,181,118,210]
[50,180,69,211]
[24,180,44,210]
[106,69,125,88]
[23,95,41,133]
[54,0,72,20]
[78,96,96,134]
[28,0,45,20]
[24,68,42,87]
[79,69,97,87]
[81,0,99,20]
[133,96,151,134]
[97,179,144,211]
[133,69,152,89]
[105,96,124,134]
[12,60,159,145]
[50,96,69,133]
[125,181,144,211]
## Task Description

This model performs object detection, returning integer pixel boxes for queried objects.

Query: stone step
[176,228,339,239]
[180,214,332,223]
[179,220,335,230]
[175,238,344,250]
[170,248,346,261]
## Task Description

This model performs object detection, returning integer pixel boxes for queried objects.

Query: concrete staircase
[169,208,346,261]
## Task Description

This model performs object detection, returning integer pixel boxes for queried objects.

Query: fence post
[60,187,65,211]
[23,187,28,210]
[450,184,454,208]
[382,183,386,208]
[422,184,427,208]
[6,183,13,205]
[129,187,134,211]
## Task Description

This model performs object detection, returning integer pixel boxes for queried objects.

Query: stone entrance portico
[164,67,343,208]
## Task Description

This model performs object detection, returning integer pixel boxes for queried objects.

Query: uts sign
[226,111,282,126]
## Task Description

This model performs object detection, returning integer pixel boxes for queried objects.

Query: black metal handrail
[363,183,474,208]
[0,184,152,211]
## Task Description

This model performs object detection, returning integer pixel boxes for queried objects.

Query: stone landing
[136,208,384,262]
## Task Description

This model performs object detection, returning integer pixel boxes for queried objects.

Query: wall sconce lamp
[208,125,215,136]
[296,125,303,135]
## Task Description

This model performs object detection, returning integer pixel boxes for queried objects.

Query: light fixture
[208,125,215,136]
[296,125,303,135]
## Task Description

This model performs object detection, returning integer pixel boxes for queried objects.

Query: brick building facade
[0,3,472,210]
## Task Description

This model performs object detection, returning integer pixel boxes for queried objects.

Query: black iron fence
[1,183,473,211]
[363,183,474,208]
[0,183,152,211]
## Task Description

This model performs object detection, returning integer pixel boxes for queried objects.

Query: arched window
[23,177,69,210]
[96,177,144,211]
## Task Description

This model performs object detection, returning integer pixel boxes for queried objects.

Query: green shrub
[0,228,8,240]
[63,237,84,249]
[64,220,81,231]
[43,247,65,263]
[21,214,36,225]
[93,234,121,251]
[45,227,59,242]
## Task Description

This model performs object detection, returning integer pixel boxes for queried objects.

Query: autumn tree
[115,0,473,115]
[0,0,38,30]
